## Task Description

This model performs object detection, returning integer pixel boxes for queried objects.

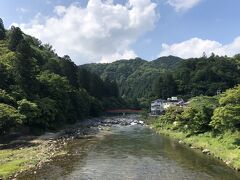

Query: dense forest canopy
[82,53,240,107]
[82,56,183,98]
[0,18,124,135]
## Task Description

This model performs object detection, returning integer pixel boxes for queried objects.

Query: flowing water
[19,117,240,180]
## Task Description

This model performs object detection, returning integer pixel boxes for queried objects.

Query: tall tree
[8,26,23,51]
[0,18,5,40]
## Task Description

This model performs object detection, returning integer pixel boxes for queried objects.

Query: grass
[0,159,27,178]
[0,141,66,179]
[150,120,240,171]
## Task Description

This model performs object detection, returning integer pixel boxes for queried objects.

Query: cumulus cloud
[167,0,201,12]
[14,0,159,64]
[159,37,240,58]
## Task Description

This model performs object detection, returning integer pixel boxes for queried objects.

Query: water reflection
[18,124,240,180]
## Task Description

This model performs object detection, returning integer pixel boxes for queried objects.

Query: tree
[211,105,240,132]
[89,97,103,116]
[16,39,32,58]
[0,103,25,135]
[59,55,78,88]
[14,54,38,97]
[211,85,240,132]
[0,18,6,40]
[154,72,177,99]
[89,73,105,98]
[17,99,39,127]
[35,98,58,129]
[8,26,23,51]
[77,68,91,91]
[37,71,72,123]
[180,96,217,134]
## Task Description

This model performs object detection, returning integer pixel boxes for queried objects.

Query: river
[18,116,240,180]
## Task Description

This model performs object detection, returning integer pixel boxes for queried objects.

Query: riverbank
[148,118,240,172]
[0,115,142,179]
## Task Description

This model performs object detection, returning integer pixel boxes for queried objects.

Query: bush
[180,96,218,134]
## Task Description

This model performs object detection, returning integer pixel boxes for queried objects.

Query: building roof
[151,97,184,104]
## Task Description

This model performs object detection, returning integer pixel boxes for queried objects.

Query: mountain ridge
[80,55,184,100]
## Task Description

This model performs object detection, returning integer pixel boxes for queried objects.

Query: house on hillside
[150,97,185,115]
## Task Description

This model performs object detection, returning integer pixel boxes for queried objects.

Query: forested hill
[81,56,183,100]
[0,18,123,135]
[82,54,240,108]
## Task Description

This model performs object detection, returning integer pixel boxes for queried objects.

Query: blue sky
[1,0,240,64]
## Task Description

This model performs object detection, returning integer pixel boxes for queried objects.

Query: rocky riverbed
[0,115,144,179]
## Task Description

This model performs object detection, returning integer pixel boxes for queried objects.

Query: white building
[151,99,166,115]
[151,97,185,115]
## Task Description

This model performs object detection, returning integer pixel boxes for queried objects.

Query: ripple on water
[18,123,240,180]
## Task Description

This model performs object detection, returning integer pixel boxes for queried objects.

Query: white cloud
[100,50,137,63]
[159,37,240,58]
[167,0,201,12]
[14,0,159,64]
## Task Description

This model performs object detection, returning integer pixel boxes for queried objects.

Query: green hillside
[0,19,123,136]
[81,56,183,100]
[82,53,240,109]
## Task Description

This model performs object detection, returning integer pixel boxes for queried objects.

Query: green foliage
[211,85,240,132]
[14,54,38,97]
[83,55,240,107]
[157,96,218,134]
[0,64,13,90]
[174,56,240,98]
[16,39,32,58]
[37,70,70,97]
[0,18,6,40]
[89,97,103,117]
[0,18,124,136]
[0,89,16,106]
[158,106,184,125]
[8,26,23,51]
[0,103,25,135]
[155,84,240,136]
[59,55,78,88]
[211,106,240,132]
[17,99,39,126]
[35,98,58,129]
[82,56,183,100]
[218,85,240,105]
[181,96,218,134]
[154,72,177,99]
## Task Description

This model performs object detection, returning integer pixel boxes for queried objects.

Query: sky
[0,0,240,64]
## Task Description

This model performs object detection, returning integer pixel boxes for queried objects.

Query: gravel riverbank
[0,115,143,179]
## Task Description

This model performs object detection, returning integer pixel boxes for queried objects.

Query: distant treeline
[82,52,240,107]
[153,54,240,100]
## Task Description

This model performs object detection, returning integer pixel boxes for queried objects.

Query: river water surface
[19,117,240,180]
